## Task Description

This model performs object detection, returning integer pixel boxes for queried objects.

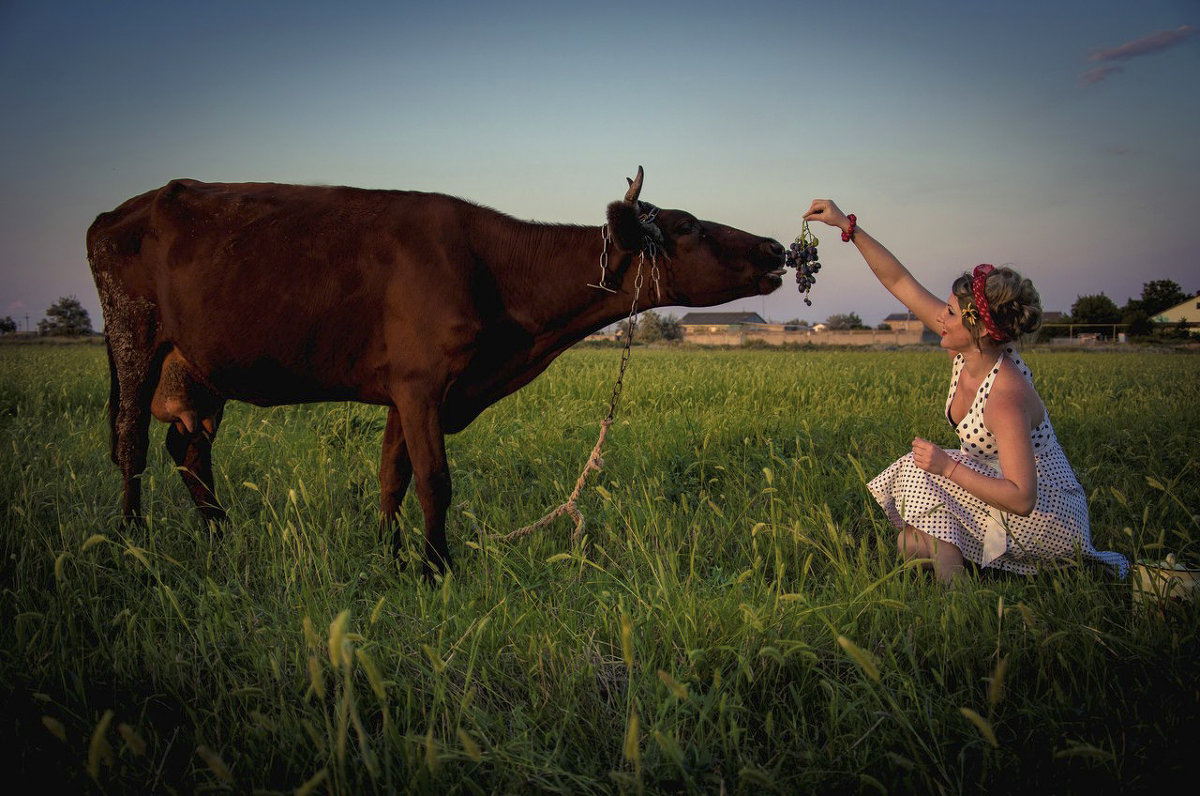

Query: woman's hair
[951,265,1042,346]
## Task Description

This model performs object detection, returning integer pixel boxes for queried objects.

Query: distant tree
[37,296,93,337]
[659,313,682,342]
[1070,294,1120,325]
[0,316,16,334]
[825,312,864,330]
[1136,279,1189,316]
[1120,308,1154,338]
[619,309,680,343]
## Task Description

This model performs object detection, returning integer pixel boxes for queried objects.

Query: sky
[1,0,1198,331]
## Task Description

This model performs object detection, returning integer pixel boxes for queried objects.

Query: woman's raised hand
[803,199,849,231]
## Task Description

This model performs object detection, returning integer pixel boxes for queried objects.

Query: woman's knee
[896,527,925,559]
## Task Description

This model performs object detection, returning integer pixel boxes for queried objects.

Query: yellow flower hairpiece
[960,304,979,325]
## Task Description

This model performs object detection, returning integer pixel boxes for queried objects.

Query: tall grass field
[2,342,1197,793]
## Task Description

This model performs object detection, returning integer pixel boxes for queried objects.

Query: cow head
[605,167,786,305]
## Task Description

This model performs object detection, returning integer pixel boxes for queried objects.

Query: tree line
[1,296,93,337]
[1063,279,1194,339]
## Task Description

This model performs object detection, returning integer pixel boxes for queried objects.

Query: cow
[87,168,786,577]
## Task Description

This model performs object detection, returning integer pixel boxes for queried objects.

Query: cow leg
[394,399,452,579]
[106,311,162,524]
[105,340,120,466]
[378,406,414,556]
[165,402,227,524]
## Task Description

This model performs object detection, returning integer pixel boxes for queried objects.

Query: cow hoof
[122,513,148,531]
[422,555,453,585]
[202,508,228,530]
[421,565,448,587]
[201,506,226,525]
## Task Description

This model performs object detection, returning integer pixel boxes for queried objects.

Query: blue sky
[1,0,1197,330]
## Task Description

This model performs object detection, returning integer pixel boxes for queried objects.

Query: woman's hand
[911,437,954,476]
[803,199,851,233]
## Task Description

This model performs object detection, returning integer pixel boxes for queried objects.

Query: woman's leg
[897,525,931,566]
[897,525,965,584]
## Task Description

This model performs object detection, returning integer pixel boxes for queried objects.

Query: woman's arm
[910,374,1039,516]
[803,200,944,333]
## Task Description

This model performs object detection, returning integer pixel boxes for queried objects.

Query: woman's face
[936,294,976,352]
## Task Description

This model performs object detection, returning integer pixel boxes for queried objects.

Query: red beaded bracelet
[841,213,857,243]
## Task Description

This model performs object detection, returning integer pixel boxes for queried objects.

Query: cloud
[1081,65,1124,85]
[1081,25,1196,85]
[1089,24,1197,63]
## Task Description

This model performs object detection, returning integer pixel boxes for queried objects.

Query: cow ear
[606,201,646,252]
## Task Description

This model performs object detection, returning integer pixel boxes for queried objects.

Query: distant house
[677,311,769,345]
[1153,294,1200,325]
[1041,311,1068,325]
[678,311,767,334]
[882,311,922,332]
[881,311,941,343]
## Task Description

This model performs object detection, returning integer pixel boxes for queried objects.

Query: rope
[499,235,653,546]
[496,418,611,544]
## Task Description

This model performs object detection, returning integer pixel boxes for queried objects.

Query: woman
[803,199,1128,583]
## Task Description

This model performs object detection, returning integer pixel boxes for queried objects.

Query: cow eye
[676,219,698,235]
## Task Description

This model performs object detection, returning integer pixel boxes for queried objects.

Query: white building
[1154,294,1200,325]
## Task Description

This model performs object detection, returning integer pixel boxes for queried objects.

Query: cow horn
[624,165,644,203]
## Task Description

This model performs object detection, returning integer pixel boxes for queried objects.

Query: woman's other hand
[911,437,954,476]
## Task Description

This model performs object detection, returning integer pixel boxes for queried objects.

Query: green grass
[2,343,1197,793]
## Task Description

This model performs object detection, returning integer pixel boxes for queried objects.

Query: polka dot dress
[868,346,1128,577]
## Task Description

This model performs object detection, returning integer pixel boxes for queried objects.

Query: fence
[682,325,929,347]
[1040,323,1126,343]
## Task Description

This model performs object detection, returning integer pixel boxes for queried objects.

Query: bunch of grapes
[784,220,821,306]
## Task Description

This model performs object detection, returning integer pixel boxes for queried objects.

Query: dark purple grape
[785,220,821,304]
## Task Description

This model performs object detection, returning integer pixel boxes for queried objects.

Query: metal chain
[604,250,645,421]
[638,205,664,303]
[647,241,662,303]
[588,224,617,293]
[589,216,661,420]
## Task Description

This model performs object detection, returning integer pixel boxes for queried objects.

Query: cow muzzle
[758,239,787,291]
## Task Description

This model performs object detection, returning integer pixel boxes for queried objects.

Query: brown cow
[87,168,785,576]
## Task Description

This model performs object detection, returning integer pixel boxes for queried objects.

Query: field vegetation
[1,343,1197,793]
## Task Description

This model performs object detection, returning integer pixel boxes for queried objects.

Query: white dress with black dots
[868,346,1128,577]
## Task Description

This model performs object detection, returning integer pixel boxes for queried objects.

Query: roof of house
[1154,293,1200,321]
[883,312,919,322]
[1041,311,1068,323]
[678,312,767,326]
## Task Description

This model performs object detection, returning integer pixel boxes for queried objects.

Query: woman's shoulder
[991,356,1036,398]
[987,354,1044,424]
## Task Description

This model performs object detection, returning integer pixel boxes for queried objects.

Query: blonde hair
[952,265,1042,347]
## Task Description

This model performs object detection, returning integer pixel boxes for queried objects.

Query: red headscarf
[970,264,1008,343]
